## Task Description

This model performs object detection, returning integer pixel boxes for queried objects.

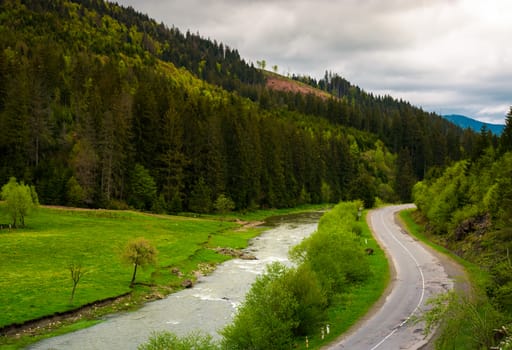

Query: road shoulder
[394,210,471,350]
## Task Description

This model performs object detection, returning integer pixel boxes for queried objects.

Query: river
[29,212,322,350]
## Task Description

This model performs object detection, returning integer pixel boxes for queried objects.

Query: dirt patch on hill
[266,74,331,100]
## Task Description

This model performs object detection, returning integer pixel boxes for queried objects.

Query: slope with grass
[0,205,257,330]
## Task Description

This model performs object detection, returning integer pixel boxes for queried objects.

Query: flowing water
[30,211,322,350]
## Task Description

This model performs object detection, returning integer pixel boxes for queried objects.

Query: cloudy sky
[116,0,511,124]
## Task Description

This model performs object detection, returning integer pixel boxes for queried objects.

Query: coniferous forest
[0,0,478,213]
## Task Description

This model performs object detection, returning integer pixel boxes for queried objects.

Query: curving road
[326,204,454,350]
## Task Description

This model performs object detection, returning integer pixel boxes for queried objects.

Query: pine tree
[499,107,512,154]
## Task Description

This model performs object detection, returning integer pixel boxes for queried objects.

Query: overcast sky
[116,0,511,124]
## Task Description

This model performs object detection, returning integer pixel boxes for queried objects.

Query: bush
[221,263,298,349]
[138,331,220,350]
[1,177,38,227]
[291,201,370,299]
[419,292,503,349]
[221,262,327,349]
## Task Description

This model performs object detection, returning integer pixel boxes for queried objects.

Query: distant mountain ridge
[443,114,505,135]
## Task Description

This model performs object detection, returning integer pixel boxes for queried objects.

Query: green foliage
[129,164,157,210]
[418,292,503,350]
[121,237,158,286]
[222,201,382,349]
[221,262,326,349]
[0,205,315,331]
[291,201,370,298]
[66,176,86,207]
[188,177,212,214]
[213,194,235,217]
[1,177,38,227]
[138,331,220,350]
[413,160,471,234]
[0,0,476,215]
[284,263,328,335]
[408,143,512,345]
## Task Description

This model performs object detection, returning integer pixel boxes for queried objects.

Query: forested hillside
[412,109,512,347]
[0,0,477,212]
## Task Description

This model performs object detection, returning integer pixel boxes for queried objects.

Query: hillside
[0,0,480,211]
[443,114,505,135]
[265,72,330,100]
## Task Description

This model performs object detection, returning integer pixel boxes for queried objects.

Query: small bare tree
[69,262,84,303]
[122,237,158,287]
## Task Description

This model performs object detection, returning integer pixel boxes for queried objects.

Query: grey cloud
[116,0,511,123]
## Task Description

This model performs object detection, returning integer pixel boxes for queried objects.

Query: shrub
[291,202,370,299]
[419,292,503,349]
[221,262,327,349]
[138,331,220,350]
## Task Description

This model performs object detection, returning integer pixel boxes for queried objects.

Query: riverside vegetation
[139,201,390,350]
[0,201,385,350]
[2,202,324,348]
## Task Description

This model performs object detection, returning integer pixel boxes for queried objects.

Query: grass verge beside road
[398,208,487,290]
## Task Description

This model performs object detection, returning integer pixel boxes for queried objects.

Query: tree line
[0,0,479,212]
[0,0,399,212]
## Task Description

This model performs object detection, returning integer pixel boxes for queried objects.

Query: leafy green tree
[221,263,300,349]
[1,177,38,227]
[349,171,376,208]
[213,194,235,218]
[66,176,85,207]
[222,262,328,349]
[129,164,157,210]
[283,263,327,335]
[499,107,512,154]
[121,237,158,287]
[291,202,370,298]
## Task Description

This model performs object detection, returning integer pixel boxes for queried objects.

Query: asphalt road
[325,204,454,350]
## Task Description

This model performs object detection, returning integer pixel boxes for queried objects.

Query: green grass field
[0,205,266,330]
[0,204,330,330]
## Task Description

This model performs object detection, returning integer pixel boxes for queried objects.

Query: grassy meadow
[0,204,265,331]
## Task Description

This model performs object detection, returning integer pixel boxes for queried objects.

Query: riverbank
[27,213,322,349]
[0,204,328,349]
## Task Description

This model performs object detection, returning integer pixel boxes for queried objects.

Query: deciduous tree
[121,237,158,287]
[68,261,84,303]
[213,194,235,219]
[128,164,157,210]
[1,177,38,228]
